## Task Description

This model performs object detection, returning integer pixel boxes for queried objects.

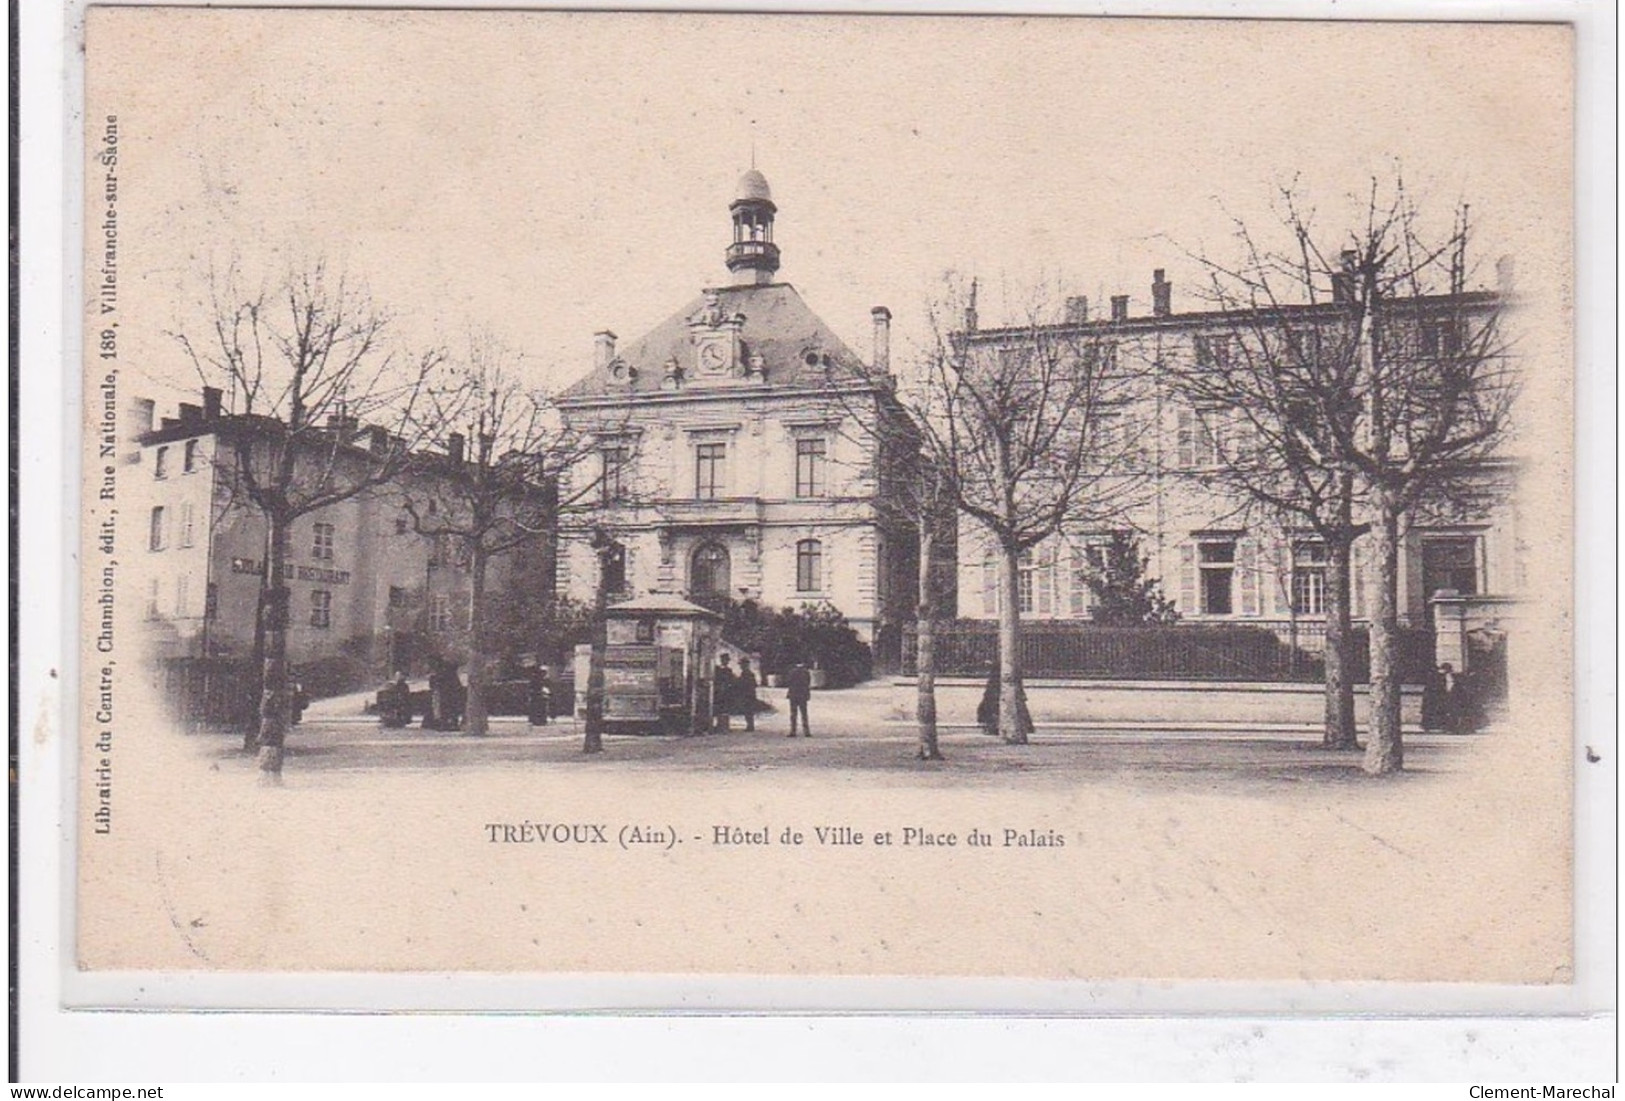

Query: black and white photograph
[44,6,1603,1071]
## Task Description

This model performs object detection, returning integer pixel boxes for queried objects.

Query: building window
[183,439,199,473]
[148,506,166,551]
[691,542,730,598]
[981,550,997,615]
[694,441,727,499]
[1421,537,1480,599]
[796,539,823,592]
[1069,539,1111,617]
[1291,542,1328,616]
[429,594,452,632]
[309,589,332,629]
[153,446,169,479]
[1420,319,1463,358]
[1177,407,1227,469]
[601,540,628,594]
[312,522,335,561]
[601,445,630,503]
[146,577,160,620]
[175,575,189,617]
[178,503,195,548]
[1199,540,1236,615]
[795,438,827,498]
[1194,333,1233,369]
[1016,549,1035,615]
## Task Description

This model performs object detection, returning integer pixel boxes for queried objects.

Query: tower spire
[726,168,779,285]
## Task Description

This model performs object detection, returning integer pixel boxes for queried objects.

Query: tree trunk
[998,543,1028,745]
[915,523,941,761]
[463,544,490,736]
[255,511,292,778]
[582,548,609,754]
[1322,529,1358,750]
[243,577,268,752]
[1362,493,1404,774]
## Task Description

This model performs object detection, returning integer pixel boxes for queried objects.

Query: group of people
[1424,661,1481,735]
[711,653,813,737]
[376,661,467,730]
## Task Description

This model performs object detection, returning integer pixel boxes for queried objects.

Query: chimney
[367,425,390,456]
[447,432,465,464]
[130,398,155,437]
[871,306,892,373]
[594,330,618,372]
[1496,254,1516,297]
[202,386,223,421]
[1331,250,1357,304]
[1152,269,1172,317]
[1065,296,1089,325]
[1110,295,1129,322]
[964,279,979,333]
[178,402,202,423]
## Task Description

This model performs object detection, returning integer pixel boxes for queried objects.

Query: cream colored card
[76,7,1577,995]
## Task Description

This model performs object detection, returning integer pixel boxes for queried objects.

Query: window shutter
[1352,539,1368,619]
[1176,408,1194,469]
[1178,544,1196,616]
[1238,539,1259,616]
[1273,542,1291,615]
[1069,545,1087,617]
[1037,547,1054,617]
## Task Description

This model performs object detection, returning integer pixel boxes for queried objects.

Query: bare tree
[172,261,440,777]
[1167,217,1370,749]
[924,280,1148,745]
[1187,177,1515,772]
[814,351,958,760]
[398,340,600,736]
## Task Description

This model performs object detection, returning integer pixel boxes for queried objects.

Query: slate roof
[558,282,869,402]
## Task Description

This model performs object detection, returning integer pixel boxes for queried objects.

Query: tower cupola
[726,169,780,285]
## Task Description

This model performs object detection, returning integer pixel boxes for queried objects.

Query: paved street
[267,680,1478,790]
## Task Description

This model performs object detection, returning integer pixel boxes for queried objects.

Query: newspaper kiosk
[574,593,723,735]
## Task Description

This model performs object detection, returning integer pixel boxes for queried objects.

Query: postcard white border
[18,0,1618,1081]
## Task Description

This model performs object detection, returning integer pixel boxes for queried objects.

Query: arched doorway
[690,542,731,600]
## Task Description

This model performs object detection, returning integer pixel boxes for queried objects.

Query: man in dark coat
[379,671,411,728]
[528,665,553,727]
[785,661,812,738]
[713,653,737,732]
[735,657,759,732]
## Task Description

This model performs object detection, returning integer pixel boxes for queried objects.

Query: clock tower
[725,169,780,285]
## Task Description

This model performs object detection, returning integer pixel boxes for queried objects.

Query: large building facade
[952,269,1521,673]
[555,171,922,648]
[130,392,553,693]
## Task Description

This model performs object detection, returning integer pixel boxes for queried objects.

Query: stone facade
[953,273,1521,656]
[555,172,922,647]
[131,396,552,690]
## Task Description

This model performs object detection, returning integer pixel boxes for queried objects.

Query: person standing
[713,652,737,733]
[528,664,553,727]
[736,657,759,732]
[785,661,812,738]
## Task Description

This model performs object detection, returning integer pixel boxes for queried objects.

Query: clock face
[698,342,728,373]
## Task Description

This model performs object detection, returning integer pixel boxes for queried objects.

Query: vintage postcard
[75,7,1579,997]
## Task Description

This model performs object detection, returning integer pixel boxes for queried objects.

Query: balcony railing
[726,240,780,267]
